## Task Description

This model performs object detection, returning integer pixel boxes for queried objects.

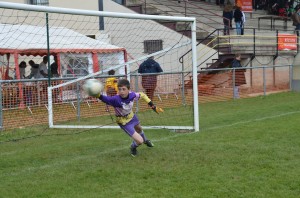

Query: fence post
[76,81,81,122]
[263,66,266,96]
[290,64,293,91]
[46,13,51,86]
[232,68,235,99]
[181,71,186,106]
[253,28,256,56]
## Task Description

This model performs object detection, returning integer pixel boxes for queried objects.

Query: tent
[0,23,127,108]
[0,23,127,79]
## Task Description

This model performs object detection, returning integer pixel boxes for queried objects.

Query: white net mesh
[0,4,197,130]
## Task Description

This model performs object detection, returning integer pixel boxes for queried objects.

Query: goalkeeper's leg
[119,116,144,156]
[135,124,154,147]
[130,133,143,157]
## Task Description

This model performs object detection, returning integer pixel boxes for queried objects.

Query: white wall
[0,0,217,76]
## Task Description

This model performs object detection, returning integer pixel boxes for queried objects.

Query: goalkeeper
[96,79,163,157]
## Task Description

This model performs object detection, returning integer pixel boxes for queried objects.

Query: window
[29,0,49,6]
[112,0,125,5]
[144,40,163,54]
[86,35,96,39]
[60,54,93,78]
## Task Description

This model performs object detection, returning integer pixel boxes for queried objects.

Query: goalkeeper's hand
[148,101,164,114]
[151,105,164,114]
[93,93,101,98]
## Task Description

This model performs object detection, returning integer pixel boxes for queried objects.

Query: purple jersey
[99,92,141,125]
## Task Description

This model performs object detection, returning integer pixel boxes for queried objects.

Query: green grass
[1,92,300,197]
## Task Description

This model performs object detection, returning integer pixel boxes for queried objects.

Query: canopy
[0,23,125,56]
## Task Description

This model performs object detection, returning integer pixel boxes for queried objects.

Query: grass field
[1,92,300,197]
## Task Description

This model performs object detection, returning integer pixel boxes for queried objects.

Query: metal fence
[0,65,292,130]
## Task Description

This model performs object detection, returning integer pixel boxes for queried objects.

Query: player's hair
[108,69,115,75]
[117,79,130,89]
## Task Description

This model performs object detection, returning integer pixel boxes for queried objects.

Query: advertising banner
[278,33,297,51]
[235,0,253,12]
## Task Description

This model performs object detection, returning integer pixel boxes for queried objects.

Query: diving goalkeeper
[96,79,163,157]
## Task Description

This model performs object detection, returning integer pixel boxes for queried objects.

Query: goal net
[0,2,199,131]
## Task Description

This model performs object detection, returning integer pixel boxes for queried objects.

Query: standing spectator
[26,60,40,105]
[292,6,300,31]
[233,6,243,35]
[223,4,233,35]
[50,56,60,103]
[18,61,27,79]
[220,0,225,8]
[138,56,163,100]
[287,5,294,17]
[50,56,59,78]
[27,60,40,79]
[231,54,246,99]
[241,10,246,35]
[105,69,118,96]
[39,56,48,78]
[39,56,49,102]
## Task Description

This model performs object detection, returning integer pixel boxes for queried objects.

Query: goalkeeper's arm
[139,92,164,114]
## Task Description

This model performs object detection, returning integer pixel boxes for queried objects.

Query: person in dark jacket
[223,4,233,35]
[138,56,163,100]
[233,6,243,35]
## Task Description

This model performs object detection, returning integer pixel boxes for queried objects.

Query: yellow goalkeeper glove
[94,93,101,98]
[152,106,164,114]
[148,101,164,114]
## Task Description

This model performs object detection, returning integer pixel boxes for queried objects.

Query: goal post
[0,2,199,132]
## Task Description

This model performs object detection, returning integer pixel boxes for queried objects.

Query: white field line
[2,110,300,177]
[200,110,300,132]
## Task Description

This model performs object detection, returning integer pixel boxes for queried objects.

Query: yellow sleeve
[139,92,151,103]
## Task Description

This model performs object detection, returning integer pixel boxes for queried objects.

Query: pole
[46,13,51,86]
[191,18,199,132]
[98,0,104,30]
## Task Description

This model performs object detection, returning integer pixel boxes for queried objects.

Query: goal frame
[0,1,199,132]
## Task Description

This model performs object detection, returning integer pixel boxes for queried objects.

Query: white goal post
[0,1,199,132]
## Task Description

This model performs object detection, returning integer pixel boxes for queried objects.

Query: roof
[0,24,125,56]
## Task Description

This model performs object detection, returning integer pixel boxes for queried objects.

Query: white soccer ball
[83,79,103,97]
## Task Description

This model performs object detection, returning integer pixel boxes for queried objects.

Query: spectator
[241,10,246,35]
[39,56,48,78]
[223,4,233,35]
[105,69,118,96]
[138,56,163,100]
[50,56,59,78]
[231,54,246,99]
[287,5,294,17]
[220,0,225,8]
[27,60,40,79]
[233,6,243,35]
[292,6,300,31]
[18,61,27,79]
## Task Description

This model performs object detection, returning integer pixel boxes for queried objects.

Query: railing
[178,27,299,88]
[180,28,299,70]
[0,66,293,130]
[130,0,226,35]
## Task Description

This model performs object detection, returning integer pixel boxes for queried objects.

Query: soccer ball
[83,79,103,97]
